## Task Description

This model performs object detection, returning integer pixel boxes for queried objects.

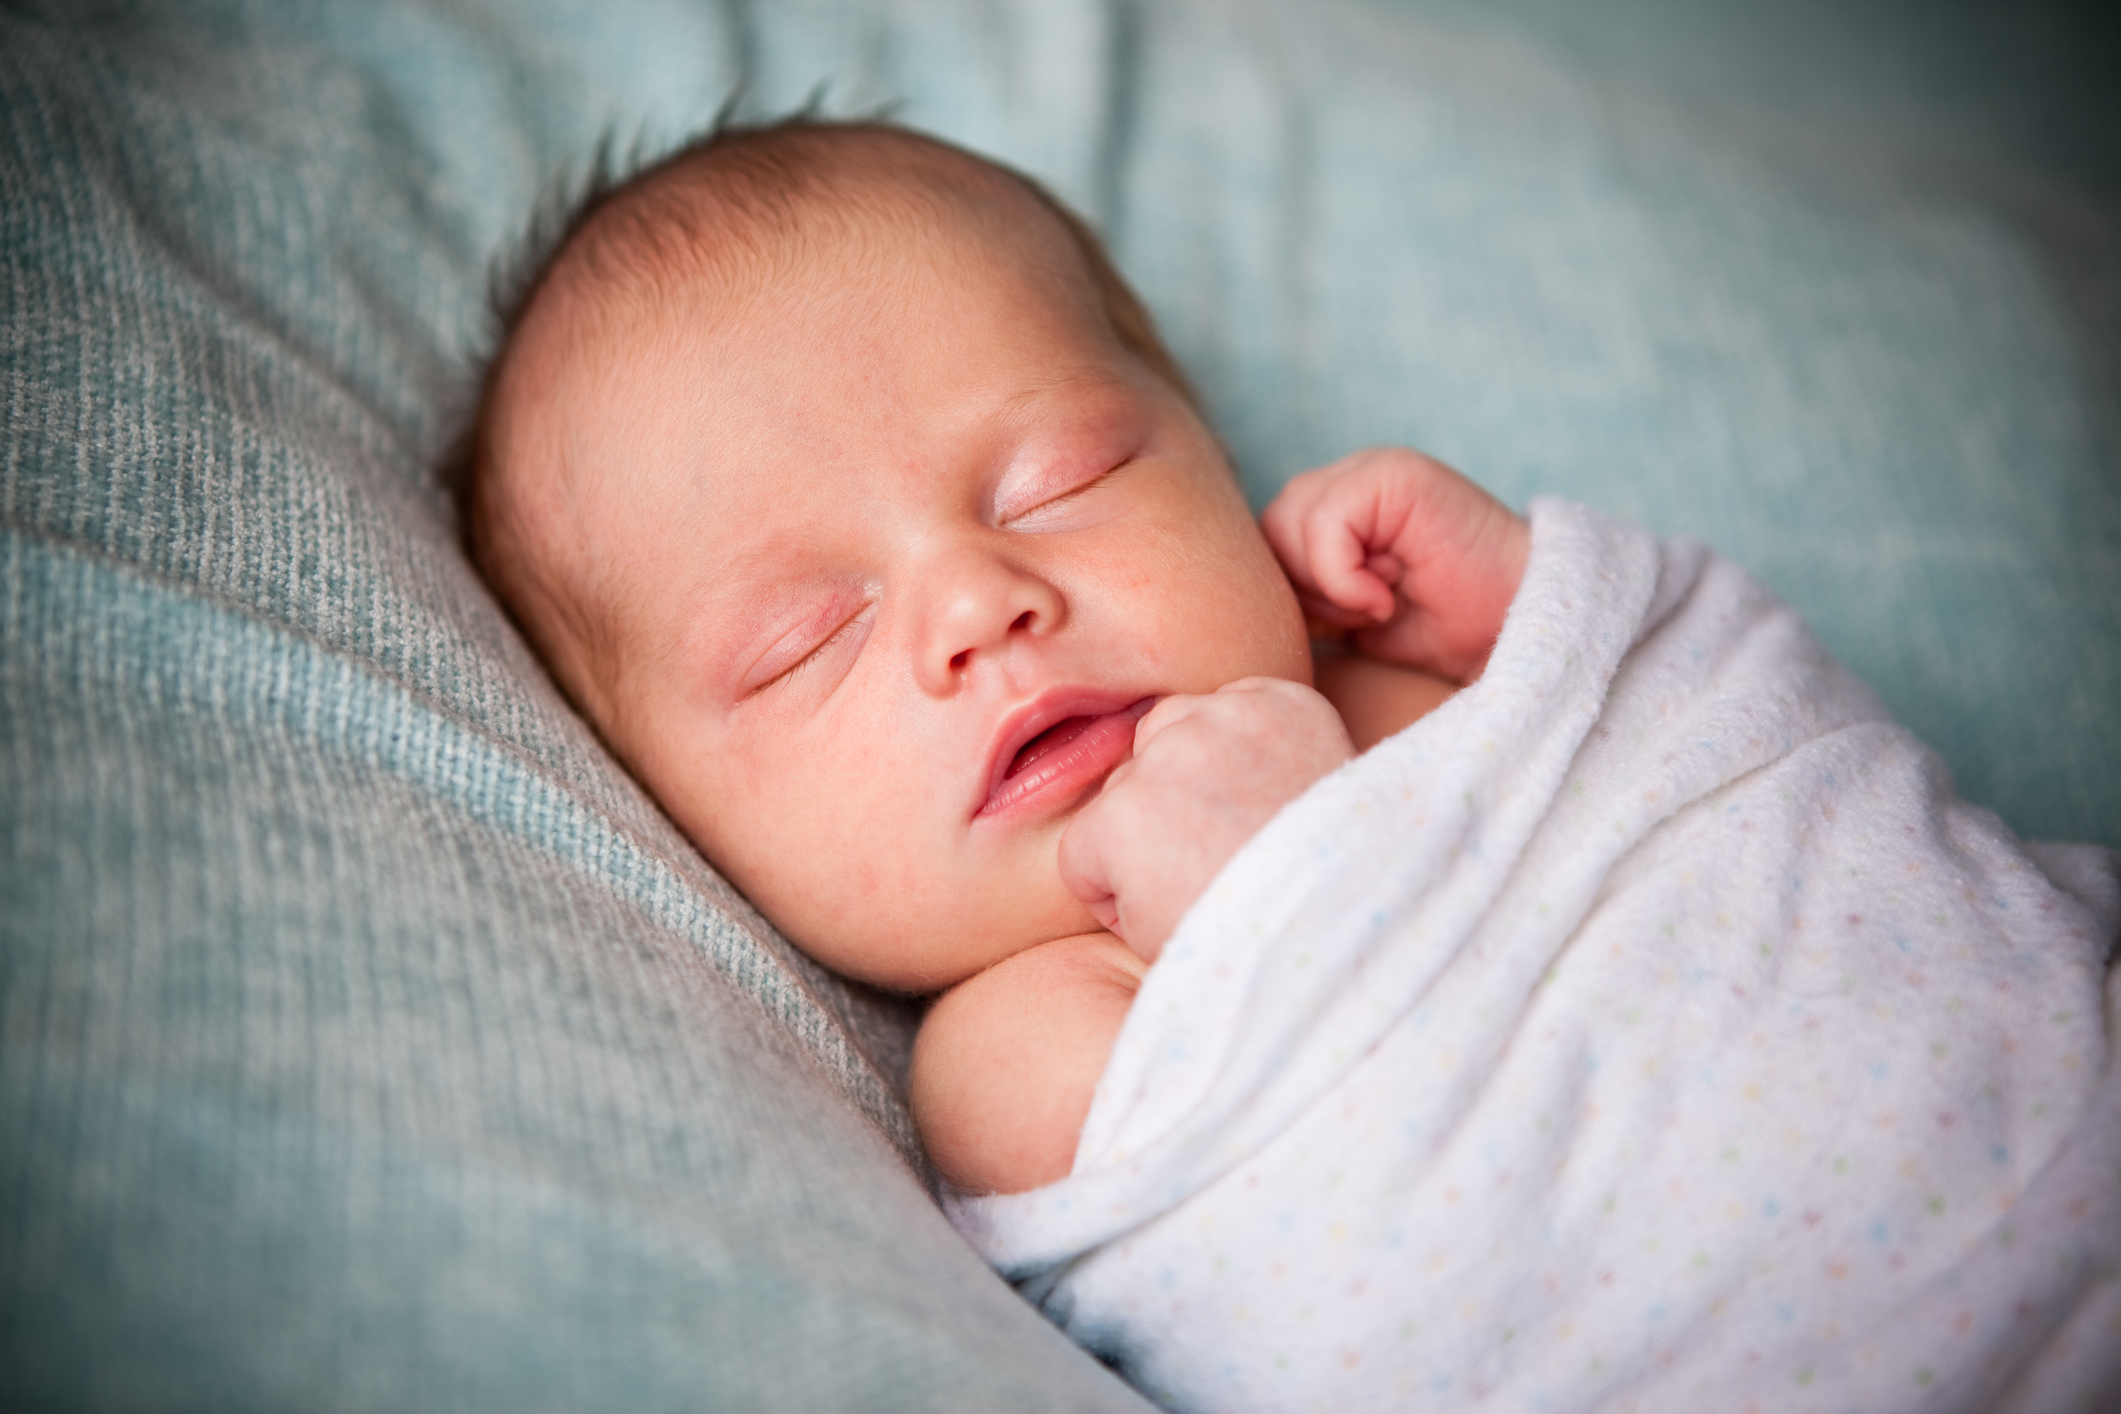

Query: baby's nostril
[1011,610,1034,632]
[950,649,971,671]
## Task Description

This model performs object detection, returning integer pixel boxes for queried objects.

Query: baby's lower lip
[978,699,1153,820]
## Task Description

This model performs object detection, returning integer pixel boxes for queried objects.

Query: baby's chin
[722,794,1107,993]
[788,889,1103,996]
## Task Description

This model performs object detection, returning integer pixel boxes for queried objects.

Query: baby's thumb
[1056,807,1118,916]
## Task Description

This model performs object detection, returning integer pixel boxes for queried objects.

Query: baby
[456,117,1521,1185]
[458,118,2120,1412]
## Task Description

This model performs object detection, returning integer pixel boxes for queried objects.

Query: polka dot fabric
[950,501,2121,1413]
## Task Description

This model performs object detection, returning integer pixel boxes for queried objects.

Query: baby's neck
[1311,645,1457,752]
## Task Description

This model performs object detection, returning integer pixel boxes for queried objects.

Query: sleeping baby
[453,117,2121,1413]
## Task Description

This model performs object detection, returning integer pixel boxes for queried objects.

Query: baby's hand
[1057,679,1353,962]
[1262,447,1528,682]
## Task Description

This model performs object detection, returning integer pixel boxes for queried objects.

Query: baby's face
[490,184,1307,990]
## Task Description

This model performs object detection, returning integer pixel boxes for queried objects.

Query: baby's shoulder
[910,932,1146,1196]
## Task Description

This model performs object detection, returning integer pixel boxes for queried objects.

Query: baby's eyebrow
[992,369,1136,425]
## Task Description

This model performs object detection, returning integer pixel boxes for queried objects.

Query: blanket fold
[949,500,2121,1414]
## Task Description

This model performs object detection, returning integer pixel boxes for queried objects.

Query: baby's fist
[1262,447,1527,682]
[1057,679,1353,963]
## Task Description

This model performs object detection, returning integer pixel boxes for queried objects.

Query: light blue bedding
[3,1,2114,1406]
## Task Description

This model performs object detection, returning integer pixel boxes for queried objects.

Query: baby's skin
[460,121,1526,1197]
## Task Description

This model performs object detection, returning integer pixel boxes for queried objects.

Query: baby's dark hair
[443,112,1198,582]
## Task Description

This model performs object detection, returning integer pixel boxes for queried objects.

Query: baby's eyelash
[766,615,858,691]
[1008,461,1127,524]
[1055,465,1120,503]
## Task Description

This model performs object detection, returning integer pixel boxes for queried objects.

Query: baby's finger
[1085,895,1122,940]
[1129,691,1213,755]
[1055,804,1118,914]
[1301,510,1396,622]
[1259,467,1327,570]
[1057,784,1150,953]
[1260,470,1346,600]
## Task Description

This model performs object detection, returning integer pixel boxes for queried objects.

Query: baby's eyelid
[783,615,860,684]
[745,606,866,696]
[999,458,1129,526]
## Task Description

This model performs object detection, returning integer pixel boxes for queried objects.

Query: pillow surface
[3,0,2113,1408]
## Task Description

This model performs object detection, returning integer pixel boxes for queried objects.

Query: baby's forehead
[546,131,1086,332]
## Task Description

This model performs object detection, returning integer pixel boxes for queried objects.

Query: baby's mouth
[979,696,1155,820]
[1006,716,1103,779]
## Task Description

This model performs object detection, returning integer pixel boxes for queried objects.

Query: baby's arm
[1263,447,1528,682]
[910,931,1146,1195]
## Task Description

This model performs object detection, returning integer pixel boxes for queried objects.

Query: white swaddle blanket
[947,501,2121,1414]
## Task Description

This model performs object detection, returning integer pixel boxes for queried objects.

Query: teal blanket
[4,1,2115,1406]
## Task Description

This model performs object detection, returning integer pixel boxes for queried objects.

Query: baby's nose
[915,550,1063,694]
[948,610,1038,673]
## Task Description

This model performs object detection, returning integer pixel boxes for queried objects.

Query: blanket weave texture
[951,501,2121,1414]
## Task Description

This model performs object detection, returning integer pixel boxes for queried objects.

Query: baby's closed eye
[761,612,868,692]
[991,392,1150,530]
[998,457,1132,530]
[739,593,873,698]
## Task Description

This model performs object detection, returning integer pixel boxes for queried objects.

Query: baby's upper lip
[975,687,1155,820]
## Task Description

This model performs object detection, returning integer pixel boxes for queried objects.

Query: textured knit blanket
[947,500,2121,1414]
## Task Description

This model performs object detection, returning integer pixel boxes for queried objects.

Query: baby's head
[459,119,1308,991]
